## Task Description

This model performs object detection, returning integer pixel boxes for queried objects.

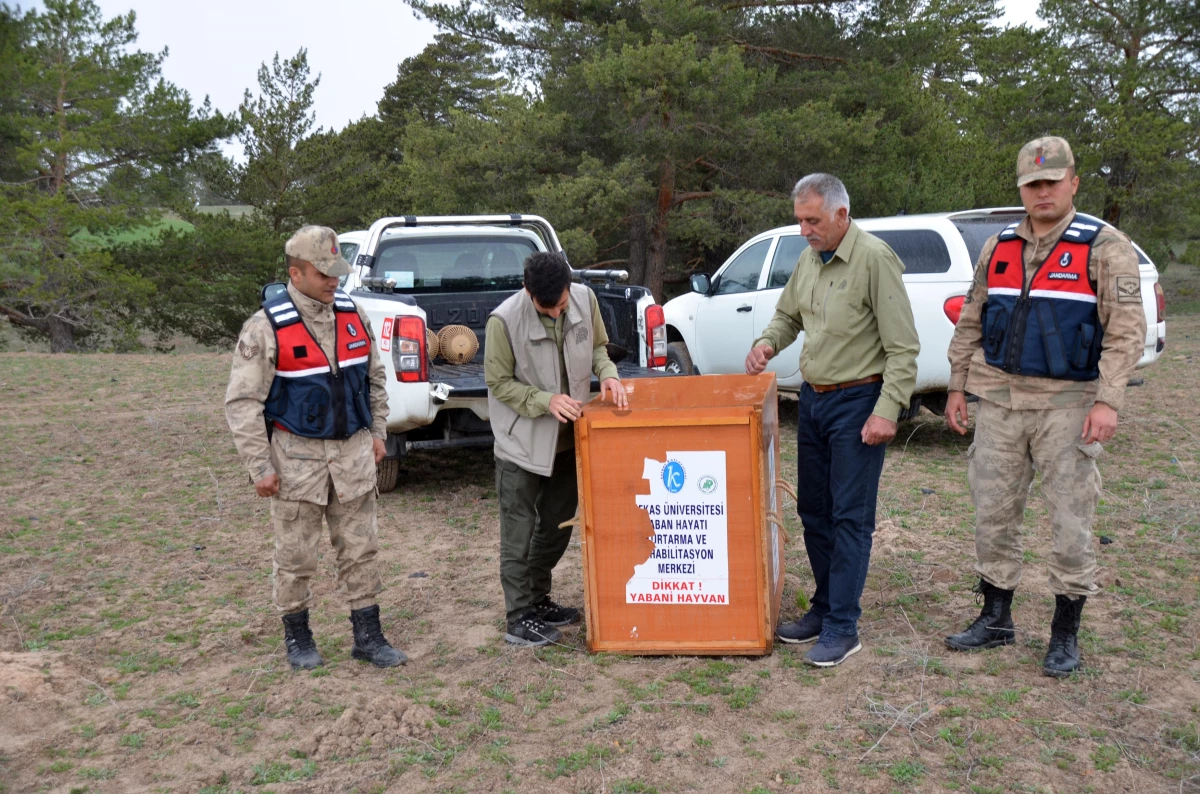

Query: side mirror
[690,274,711,295]
[260,282,287,303]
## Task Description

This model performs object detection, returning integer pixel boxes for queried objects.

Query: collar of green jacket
[819,219,863,266]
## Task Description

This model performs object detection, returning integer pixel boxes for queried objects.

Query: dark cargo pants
[496,450,579,625]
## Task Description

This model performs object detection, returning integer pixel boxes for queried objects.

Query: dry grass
[0,313,1197,793]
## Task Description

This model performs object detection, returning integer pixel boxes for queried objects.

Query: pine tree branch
[1143,32,1191,70]
[65,151,148,181]
[672,191,718,207]
[721,0,850,10]
[730,39,849,64]
[1081,0,1131,35]
[0,304,42,330]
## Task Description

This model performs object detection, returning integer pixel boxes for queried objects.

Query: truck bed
[430,359,673,399]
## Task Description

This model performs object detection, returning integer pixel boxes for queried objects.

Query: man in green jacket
[747,173,920,667]
[485,252,627,646]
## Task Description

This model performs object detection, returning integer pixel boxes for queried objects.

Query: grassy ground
[1164,262,1200,316]
[0,275,1197,794]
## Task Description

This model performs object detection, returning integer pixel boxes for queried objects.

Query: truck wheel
[896,395,923,422]
[376,457,400,494]
[665,342,694,375]
[920,392,948,418]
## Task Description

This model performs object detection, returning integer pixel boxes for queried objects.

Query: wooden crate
[574,373,785,655]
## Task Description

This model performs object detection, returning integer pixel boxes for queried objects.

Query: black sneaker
[804,631,862,667]
[532,597,581,627]
[505,613,564,647]
[776,610,823,644]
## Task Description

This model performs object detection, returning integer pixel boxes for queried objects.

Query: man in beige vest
[485,252,627,646]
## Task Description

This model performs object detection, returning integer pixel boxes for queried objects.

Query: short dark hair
[523,252,572,307]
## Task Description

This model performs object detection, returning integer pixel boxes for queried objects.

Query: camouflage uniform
[226,281,391,613]
[948,162,1147,597]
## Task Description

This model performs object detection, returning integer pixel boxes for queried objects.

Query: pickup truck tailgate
[431,359,672,399]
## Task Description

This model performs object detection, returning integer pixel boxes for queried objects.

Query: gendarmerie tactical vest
[982,218,1103,381]
[262,288,373,439]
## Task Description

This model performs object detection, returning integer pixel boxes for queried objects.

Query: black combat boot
[945,579,1016,651]
[281,610,323,670]
[1043,595,1086,677]
[349,605,407,668]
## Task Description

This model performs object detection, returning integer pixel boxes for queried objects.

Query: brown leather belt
[809,374,883,394]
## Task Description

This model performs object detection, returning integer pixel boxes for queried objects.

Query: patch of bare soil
[0,321,1197,794]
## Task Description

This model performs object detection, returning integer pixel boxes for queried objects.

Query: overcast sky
[76,0,1043,141]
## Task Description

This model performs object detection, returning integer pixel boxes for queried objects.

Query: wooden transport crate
[574,373,787,655]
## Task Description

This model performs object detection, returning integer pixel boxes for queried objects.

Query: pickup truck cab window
[371,237,538,293]
[767,235,810,288]
[714,239,773,295]
[871,229,952,275]
[337,242,360,287]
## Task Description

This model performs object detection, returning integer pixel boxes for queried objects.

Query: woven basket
[437,325,479,365]
[426,328,440,361]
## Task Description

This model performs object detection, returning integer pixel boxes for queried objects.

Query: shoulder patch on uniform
[997,223,1020,241]
[238,340,260,360]
[1062,221,1101,243]
[1115,275,1141,303]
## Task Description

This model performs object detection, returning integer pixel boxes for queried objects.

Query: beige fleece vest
[488,284,594,476]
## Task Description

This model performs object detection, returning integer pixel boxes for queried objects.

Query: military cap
[285,225,351,277]
[1016,136,1075,187]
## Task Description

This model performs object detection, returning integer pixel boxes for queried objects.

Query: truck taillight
[393,316,428,383]
[1154,282,1165,323]
[943,295,965,325]
[645,305,667,368]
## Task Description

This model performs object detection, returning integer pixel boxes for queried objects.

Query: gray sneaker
[804,632,862,667]
[504,613,563,647]
[776,610,823,644]
[532,597,581,627]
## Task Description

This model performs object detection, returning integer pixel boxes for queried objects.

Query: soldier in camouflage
[943,137,1147,676]
[225,225,406,670]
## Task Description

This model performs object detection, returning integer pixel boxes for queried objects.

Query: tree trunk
[1102,196,1122,229]
[1101,154,1127,229]
[626,213,649,287]
[645,159,676,302]
[0,308,78,352]
[47,317,78,353]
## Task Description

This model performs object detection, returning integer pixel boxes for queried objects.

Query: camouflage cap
[284,225,351,277]
[1016,136,1075,187]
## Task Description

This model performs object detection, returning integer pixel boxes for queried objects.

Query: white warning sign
[626,451,729,605]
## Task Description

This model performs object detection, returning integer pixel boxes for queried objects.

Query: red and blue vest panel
[981,218,1103,381]
[262,289,373,439]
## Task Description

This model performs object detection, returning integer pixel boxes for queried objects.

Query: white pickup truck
[662,207,1167,419]
[290,215,668,492]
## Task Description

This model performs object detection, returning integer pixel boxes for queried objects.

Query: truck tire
[896,394,923,422]
[665,342,694,375]
[376,457,400,494]
[920,391,948,418]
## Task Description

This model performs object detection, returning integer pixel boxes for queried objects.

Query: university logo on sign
[662,461,686,493]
